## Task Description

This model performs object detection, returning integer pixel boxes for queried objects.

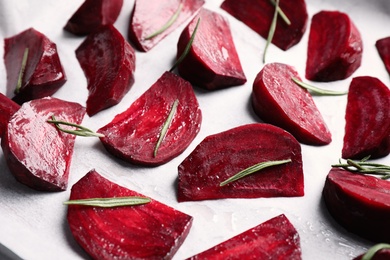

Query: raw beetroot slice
[4,28,66,104]
[176,8,246,90]
[306,11,363,82]
[177,123,304,202]
[187,214,301,259]
[376,36,390,76]
[98,71,202,166]
[0,93,20,138]
[76,24,136,116]
[67,169,193,260]
[342,76,390,159]
[128,0,204,52]
[1,97,85,191]
[220,0,308,51]
[252,62,332,146]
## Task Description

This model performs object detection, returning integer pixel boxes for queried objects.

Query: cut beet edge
[376,36,390,76]
[0,93,20,138]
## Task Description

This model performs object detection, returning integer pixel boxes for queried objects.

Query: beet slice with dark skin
[67,169,193,260]
[176,8,246,90]
[220,0,308,51]
[1,97,85,191]
[342,76,390,159]
[4,28,67,104]
[323,168,390,243]
[128,0,204,52]
[76,24,136,116]
[306,11,363,82]
[177,123,304,202]
[252,62,332,146]
[64,0,123,36]
[98,71,202,166]
[0,93,20,138]
[376,37,390,76]
[187,214,301,259]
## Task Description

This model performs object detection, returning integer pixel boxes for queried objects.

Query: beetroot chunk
[252,62,332,146]
[342,76,390,159]
[177,123,303,202]
[98,71,202,166]
[354,248,390,260]
[323,168,390,243]
[306,11,363,82]
[4,28,67,104]
[220,0,308,51]
[376,37,390,76]
[176,8,246,90]
[76,24,136,116]
[0,93,20,138]
[1,97,85,191]
[128,0,204,52]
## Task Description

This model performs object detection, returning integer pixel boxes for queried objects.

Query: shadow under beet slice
[0,93,20,137]
[67,170,193,259]
[177,123,303,202]
[98,71,202,166]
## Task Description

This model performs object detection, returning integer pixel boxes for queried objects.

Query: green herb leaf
[361,243,390,260]
[15,48,29,94]
[220,159,292,187]
[332,157,390,179]
[292,77,348,96]
[263,0,279,63]
[47,115,104,138]
[64,196,151,208]
[269,0,291,25]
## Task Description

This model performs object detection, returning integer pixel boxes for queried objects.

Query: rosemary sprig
[15,48,29,94]
[332,157,390,179]
[220,159,291,186]
[263,0,279,63]
[269,0,291,25]
[292,77,348,96]
[64,196,151,208]
[47,115,104,138]
[361,243,390,260]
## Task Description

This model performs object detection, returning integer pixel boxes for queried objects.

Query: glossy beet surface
[64,0,123,35]
[128,0,204,52]
[76,24,136,116]
[4,28,66,104]
[0,93,20,138]
[177,8,246,90]
[376,36,390,76]
[1,97,85,191]
[98,71,202,166]
[177,123,304,202]
[188,214,301,259]
[67,170,193,260]
[306,11,363,82]
[220,0,308,51]
[323,168,390,243]
[342,76,390,159]
[252,62,331,146]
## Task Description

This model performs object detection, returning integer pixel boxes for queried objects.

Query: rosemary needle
[64,196,151,208]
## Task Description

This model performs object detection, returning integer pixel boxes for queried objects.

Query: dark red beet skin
[342,76,390,159]
[220,0,308,51]
[0,93,20,138]
[4,28,67,104]
[1,97,85,191]
[98,71,202,166]
[128,0,204,52]
[67,170,193,260]
[323,168,390,243]
[76,24,136,116]
[306,11,363,82]
[354,248,390,260]
[252,62,332,146]
[376,36,390,76]
[177,123,304,202]
[64,0,123,36]
[177,8,246,90]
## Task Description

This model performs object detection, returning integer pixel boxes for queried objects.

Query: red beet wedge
[187,214,301,259]
[67,169,193,260]
[176,8,246,90]
[128,0,204,52]
[98,71,202,166]
[177,123,304,202]
[376,36,390,76]
[76,24,136,116]
[220,0,308,51]
[1,97,85,191]
[252,62,332,146]
[306,11,363,82]
[342,76,390,159]
[64,0,123,35]
[4,28,67,104]
[0,93,20,138]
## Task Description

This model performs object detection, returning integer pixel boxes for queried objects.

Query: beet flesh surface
[1,97,85,191]
[128,0,204,52]
[98,71,202,166]
[252,62,332,146]
[306,11,363,82]
[220,0,308,51]
[0,93,20,137]
[177,123,304,202]
[67,170,193,260]
[76,24,136,116]
[342,76,390,159]
[376,36,390,76]
[177,8,246,90]
[4,28,67,104]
